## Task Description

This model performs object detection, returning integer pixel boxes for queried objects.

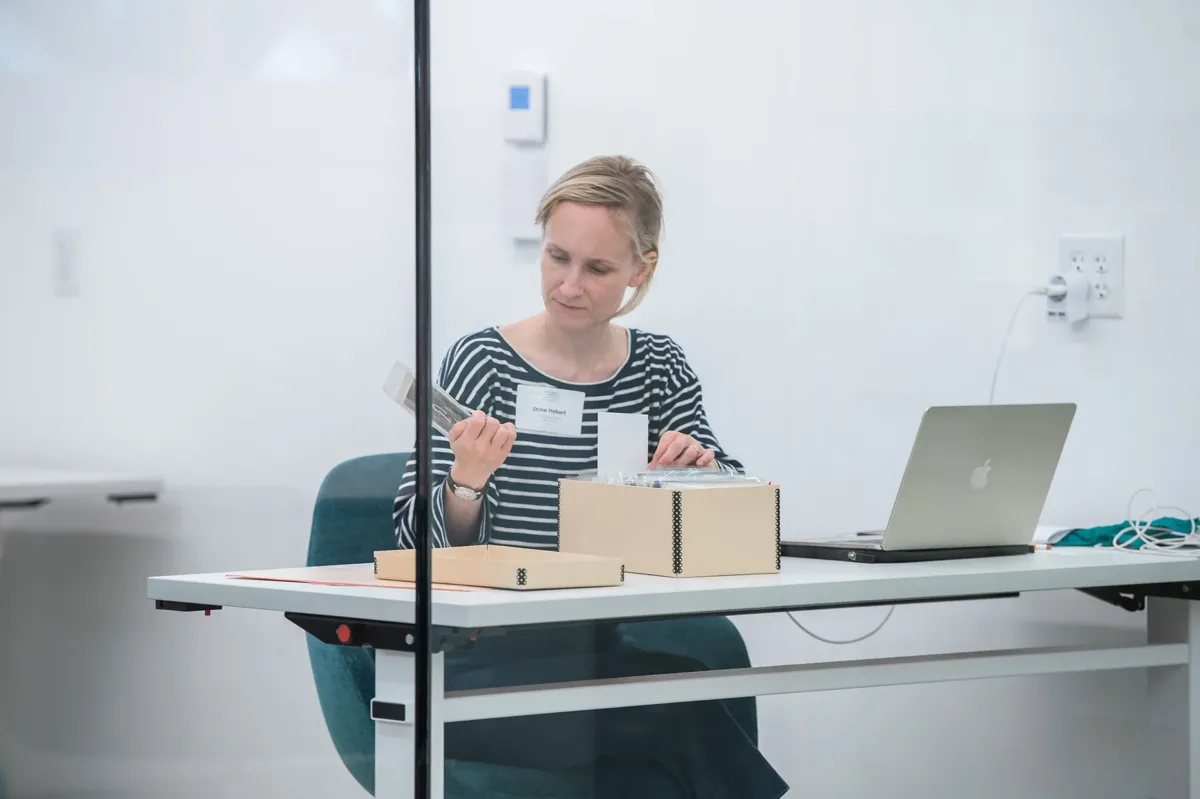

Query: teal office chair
[304,453,758,797]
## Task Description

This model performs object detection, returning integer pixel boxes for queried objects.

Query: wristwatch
[446,471,485,501]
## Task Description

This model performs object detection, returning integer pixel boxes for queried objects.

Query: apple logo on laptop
[970,459,992,490]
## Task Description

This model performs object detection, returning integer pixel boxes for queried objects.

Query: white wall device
[503,70,548,241]
[504,71,546,144]
[1044,272,1090,323]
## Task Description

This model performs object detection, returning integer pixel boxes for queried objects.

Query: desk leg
[375,649,445,799]
[1147,597,1200,799]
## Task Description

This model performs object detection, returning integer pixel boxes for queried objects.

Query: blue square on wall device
[509,85,530,110]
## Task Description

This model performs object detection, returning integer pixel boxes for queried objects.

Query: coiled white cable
[989,294,1198,555]
[1112,488,1199,557]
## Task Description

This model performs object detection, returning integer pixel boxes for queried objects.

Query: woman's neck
[539,313,615,363]
[500,313,628,383]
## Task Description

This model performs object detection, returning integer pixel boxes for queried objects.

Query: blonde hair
[535,155,663,317]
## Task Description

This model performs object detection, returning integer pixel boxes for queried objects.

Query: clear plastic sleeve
[575,467,766,489]
[382,361,474,437]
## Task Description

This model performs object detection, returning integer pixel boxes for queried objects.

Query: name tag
[515,383,586,436]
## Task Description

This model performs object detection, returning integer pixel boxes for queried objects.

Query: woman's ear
[630,251,658,288]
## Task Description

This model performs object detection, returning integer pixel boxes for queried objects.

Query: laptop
[781,402,1077,563]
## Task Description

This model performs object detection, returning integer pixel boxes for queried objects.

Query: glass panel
[0,1,410,796]
[2,1,1181,798]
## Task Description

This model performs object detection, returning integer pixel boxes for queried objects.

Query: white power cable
[987,290,1198,556]
[1112,488,1199,557]
[786,606,895,645]
[785,283,1057,647]
[783,282,1194,645]
[989,289,1044,404]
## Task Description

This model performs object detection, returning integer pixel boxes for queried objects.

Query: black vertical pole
[412,0,433,797]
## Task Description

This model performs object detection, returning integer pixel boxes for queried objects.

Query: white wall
[1,1,1197,797]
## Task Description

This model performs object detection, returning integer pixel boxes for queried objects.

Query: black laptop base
[781,542,1034,564]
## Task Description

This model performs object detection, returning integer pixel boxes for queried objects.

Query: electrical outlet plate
[1059,234,1124,318]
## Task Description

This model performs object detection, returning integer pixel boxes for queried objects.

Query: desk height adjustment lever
[1078,587,1145,612]
[284,612,476,653]
[1078,582,1200,612]
[286,612,421,652]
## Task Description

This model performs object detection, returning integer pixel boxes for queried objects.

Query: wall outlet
[1059,234,1124,318]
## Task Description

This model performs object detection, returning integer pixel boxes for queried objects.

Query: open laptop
[781,402,1077,563]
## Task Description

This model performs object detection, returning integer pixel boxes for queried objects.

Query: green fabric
[304,452,758,797]
[1051,517,1200,549]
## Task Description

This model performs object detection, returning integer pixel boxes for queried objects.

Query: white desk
[0,468,162,509]
[150,550,1200,799]
[0,467,162,799]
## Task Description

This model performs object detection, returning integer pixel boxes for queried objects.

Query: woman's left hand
[650,431,718,469]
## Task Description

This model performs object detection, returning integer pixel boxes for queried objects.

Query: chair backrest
[304,452,410,795]
[306,452,410,567]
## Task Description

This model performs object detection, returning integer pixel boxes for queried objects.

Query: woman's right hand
[448,410,516,489]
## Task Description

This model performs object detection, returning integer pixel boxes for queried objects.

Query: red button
[336,624,352,644]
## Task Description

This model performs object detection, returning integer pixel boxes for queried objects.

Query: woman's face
[540,202,649,331]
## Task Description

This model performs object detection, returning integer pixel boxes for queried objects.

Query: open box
[557,478,781,578]
[374,544,625,590]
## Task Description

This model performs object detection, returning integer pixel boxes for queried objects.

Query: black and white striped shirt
[392,326,743,551]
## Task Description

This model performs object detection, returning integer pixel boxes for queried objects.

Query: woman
[392,155,787,799]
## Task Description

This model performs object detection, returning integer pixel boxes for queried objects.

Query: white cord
[989,289,1043,404]
[784,283,1157,645]
[787,288,1036,646]
[786,606,895,645]
[1111,488,1199,557]
[987,289,1198,555]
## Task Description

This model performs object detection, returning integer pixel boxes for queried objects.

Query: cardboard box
[557,479,781,578]
[373,544,625,591]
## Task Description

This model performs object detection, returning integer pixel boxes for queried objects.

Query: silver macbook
[782,403,1077,562]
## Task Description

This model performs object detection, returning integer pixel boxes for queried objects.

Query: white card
[597,411,649,478]
[515,383,586,436]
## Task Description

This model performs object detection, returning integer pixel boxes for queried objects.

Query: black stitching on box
[516,567,527,586]
[620,564,625,582]
[775,487,781,570]
[671,491,683,575]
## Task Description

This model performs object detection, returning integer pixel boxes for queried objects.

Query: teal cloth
[1051,517,1200,549]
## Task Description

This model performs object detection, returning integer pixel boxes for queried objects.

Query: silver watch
[446,471,484,501]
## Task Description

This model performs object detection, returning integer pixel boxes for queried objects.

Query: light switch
[53,227,81,297]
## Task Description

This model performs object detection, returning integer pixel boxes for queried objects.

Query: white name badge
[515,383,586,436]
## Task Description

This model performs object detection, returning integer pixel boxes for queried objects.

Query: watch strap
[446,471,484,501]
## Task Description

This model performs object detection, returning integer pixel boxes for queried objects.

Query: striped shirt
[392,326,743,551]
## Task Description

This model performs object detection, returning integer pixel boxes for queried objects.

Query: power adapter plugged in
[1040,272,1090,323]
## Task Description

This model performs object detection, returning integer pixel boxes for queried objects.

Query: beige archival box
[374,544,625,590]
[557,479,781,578]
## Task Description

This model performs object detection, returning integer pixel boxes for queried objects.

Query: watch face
[452,484,481,500]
